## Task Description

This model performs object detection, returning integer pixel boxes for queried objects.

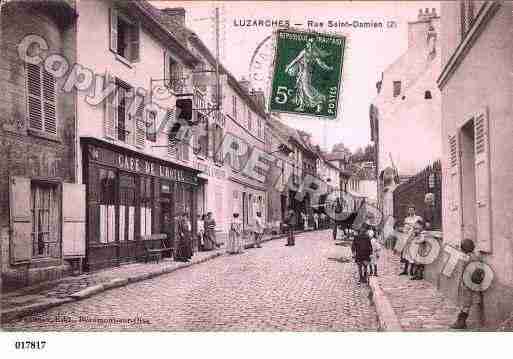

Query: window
[110,8,140,63]
[146,110,157,142]
[258,118,262,138]
[232,95,237,119]
[213,124,224,164]
[119,173,136,242]
[393,81,401,98]
[116,79,132,143]
[26,63,57,135]
[424,90,432,100]
[165,53,185,93]
[193,113,208,157]
[31,183,60,258]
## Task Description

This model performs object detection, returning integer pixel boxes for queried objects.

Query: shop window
[140,177,153,238]
[26,63,57,136]
[119,174,136,242]
[31,183,60,258]
[99,169,117,243]
[110,8,140,63]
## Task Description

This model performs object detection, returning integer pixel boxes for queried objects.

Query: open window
[110,8,140,63]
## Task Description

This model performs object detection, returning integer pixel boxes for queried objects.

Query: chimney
[160,7,187,44]
[250,88,266,111]
[161,7,186,27]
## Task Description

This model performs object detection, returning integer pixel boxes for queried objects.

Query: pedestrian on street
[203,212,217,251]
[197,214,205,251]
[352,224,373,284]
[320,212,327,228]
[301,212,308,230]
[399,205,423,276]
[410,218,427,280]
[450,238,483,330]
[227,213,244,254]
[175,212,193,262]
[284,207,296,246]
[368,228,381,277]
[313,212,319,230]
[253,212,264,248]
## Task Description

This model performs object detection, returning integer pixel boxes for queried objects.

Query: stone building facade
[0,0,80,289]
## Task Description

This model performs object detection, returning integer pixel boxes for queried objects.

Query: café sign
[87,144,197,184]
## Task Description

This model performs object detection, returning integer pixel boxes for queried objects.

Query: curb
[368,277,402,331]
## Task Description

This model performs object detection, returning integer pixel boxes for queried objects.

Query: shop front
[82,139,200,271]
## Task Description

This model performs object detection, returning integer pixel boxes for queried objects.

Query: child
[368,229,381,276]
[410,218,426,280]
[450,238,482,329]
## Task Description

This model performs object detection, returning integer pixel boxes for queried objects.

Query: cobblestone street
[2,230,378,331]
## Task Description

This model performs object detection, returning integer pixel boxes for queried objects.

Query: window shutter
[474,109,492,253]
[447,133,462,245]
[26,63,43,131]
[42,68,57,135]
[109,8,118,53]
[164,51,170,86]
[131,22,140,62]
[135,94,146,148]
[9,176,32,264]
[62,183,86,257]
[104,72,117,139]
[167,109,178,157]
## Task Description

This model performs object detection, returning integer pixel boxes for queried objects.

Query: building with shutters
[435,1,513,327]
[75,0,204,270]
[0,0,81,290]
[372,7,442,224]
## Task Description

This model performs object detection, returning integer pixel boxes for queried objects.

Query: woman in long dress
[203,212,216,251]
[175,212,193,262]
[227,213,243,254]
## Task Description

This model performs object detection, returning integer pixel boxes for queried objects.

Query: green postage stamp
[269,29,346,119]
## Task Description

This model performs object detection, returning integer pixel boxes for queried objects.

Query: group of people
[197,212,220,252]
[299,211,329,230]
[226,211,266,255]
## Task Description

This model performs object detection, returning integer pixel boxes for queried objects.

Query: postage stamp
[269,28,346,119]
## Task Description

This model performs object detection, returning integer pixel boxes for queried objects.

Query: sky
[152,1,440,152]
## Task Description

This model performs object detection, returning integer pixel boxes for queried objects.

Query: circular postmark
[248,34,274,99]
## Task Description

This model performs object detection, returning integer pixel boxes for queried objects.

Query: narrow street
[3,230,377,331]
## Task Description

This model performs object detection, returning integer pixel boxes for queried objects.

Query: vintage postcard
[1,0,512,355]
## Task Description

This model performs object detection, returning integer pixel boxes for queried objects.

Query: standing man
[254,212,264,248]
[284,207,296,246]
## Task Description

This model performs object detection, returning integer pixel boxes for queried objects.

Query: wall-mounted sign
[86,144,198,185]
